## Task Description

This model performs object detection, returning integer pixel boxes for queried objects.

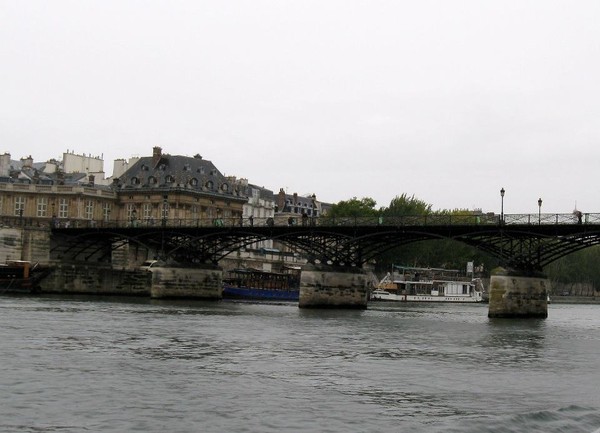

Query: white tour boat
[370,265,483,303]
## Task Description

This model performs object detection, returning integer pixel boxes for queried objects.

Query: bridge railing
[30,212,600,230]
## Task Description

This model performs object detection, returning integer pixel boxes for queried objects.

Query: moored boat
[0,260,50,294]
[222,266,301,301]
[370,265,483,303]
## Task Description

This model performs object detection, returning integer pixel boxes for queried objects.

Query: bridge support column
[298,264,368,309]
[150,266,222,299]
[488,268,549,318]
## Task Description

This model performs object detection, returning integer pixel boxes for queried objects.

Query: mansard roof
[115,151,246,200]
[243,183,275,202]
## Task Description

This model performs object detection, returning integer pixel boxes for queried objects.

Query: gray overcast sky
[1,0,599,214]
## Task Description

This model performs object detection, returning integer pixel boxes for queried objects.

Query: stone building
[113,147,247,225]
[0,152,116,225]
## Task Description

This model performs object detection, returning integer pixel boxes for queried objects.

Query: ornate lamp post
[538,198,542,225]
[500,188,505,224]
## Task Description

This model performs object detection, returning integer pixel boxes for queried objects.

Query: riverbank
[550,296,600,304]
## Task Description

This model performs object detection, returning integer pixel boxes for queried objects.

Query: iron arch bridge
[50,213,600,272]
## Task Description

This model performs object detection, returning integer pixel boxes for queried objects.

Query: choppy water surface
[1,296,599,433]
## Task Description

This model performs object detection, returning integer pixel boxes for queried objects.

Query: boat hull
[370,292,482,303]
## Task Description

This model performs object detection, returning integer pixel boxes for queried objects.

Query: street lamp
[500,188,505,224]
[538,198,542,225]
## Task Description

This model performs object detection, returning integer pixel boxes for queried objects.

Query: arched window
[190,178,198,187]
[165,175,174,183]
[131,177,140,185]
[148,176,157,185]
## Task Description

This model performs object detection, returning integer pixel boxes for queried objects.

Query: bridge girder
[50,224,600,271]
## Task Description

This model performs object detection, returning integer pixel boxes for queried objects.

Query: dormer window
[165,175,174,183]
[190,178,198,186]
[131,177,140,185]
[221,183,229,192]
[206,180,214,190]
[148,176,157,185]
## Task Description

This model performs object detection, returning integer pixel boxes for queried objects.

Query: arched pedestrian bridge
[51,212,600,272]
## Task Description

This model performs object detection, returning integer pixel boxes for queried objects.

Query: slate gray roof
[115,152,247,199]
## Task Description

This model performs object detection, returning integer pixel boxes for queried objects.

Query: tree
[326,197,379,218]
[382,194,432,217]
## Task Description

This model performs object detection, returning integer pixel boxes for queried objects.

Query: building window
[0,196,3,215]
[14,196,25,216]
[206,181,214,190]
[84,200,94,220]
[131,177,140,185]
[161,202,169,219]
[148,176,157,185]
[143,203,152,221]
[127,204,137,220]
[58,198,69,218]
[165,175,174,183]
[221,183,229,192]
[190,178,198,186]
[102,203,111,221]
[37,197,48,218]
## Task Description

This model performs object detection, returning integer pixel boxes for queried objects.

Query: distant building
[0,152,116,222]
[275,188,331,223]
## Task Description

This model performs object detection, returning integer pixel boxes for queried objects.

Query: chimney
[152,146,162,165]
[21,155,34,169]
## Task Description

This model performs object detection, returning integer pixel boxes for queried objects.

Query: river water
[1,295,599,433]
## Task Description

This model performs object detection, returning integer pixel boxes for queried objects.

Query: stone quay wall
[41,263,151,296]
[0,226,50,264]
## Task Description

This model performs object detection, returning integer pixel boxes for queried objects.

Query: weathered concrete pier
[298,264,369,309]
[488,267,549,318]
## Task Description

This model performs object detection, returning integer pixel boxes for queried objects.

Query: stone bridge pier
[298,264,369,309]
[488,267,549,318]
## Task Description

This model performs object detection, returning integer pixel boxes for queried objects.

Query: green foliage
[326,197,379,218]
[383,194,432,216]
[545,245,600,288]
